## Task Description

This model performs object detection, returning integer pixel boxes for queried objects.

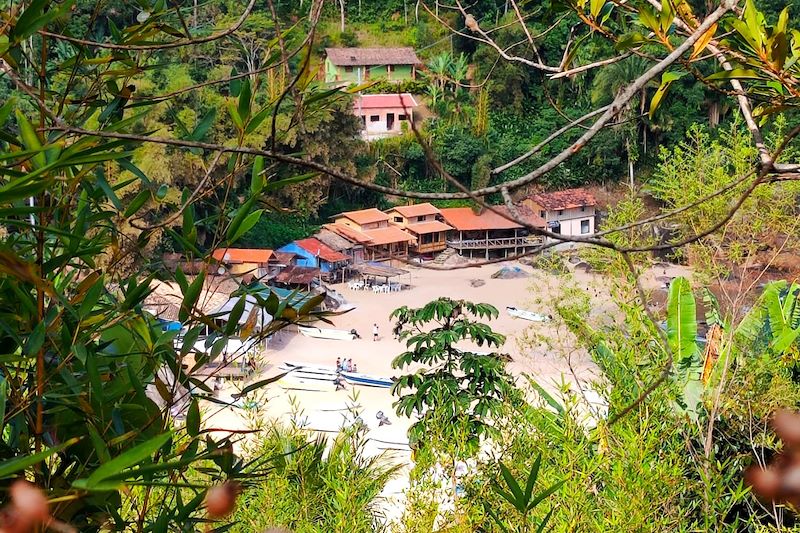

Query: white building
[521,188,596,238]
[353,93,418,140]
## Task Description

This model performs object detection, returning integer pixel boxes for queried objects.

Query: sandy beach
[202,258,629,446]
[201,257,690,522]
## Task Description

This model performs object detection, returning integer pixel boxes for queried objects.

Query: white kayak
[298,326,356,341]
[507,306,551,322]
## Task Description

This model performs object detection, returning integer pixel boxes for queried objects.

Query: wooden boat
[341,371,393,389]
[506,306,551,322]
[298,326,356,341]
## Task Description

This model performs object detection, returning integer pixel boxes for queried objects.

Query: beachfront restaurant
[438,207,544,259]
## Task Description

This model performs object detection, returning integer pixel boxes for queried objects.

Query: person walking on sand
[336,357,341,371]
[373,323,379,342]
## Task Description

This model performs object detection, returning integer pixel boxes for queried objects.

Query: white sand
[202,260,618,443]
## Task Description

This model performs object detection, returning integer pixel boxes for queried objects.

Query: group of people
[335,357,358,373]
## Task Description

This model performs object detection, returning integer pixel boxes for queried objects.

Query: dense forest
[1,0,800,530]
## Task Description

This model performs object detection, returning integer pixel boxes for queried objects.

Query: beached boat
[341,371,393,389]
[282,361,393,389]
[279,366,337,382]
[298,326,356,341]
[282,361,338,373]
[506,306,551,322]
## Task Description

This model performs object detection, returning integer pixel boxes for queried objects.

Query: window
[387,65,393,73]
[416,216,425,222]
[581,219,590,234]
[539,210,545,218]
[394,216,403,223]
[398,114,408,121]
[370,115,380,122]
[580,206,586,212]
[345,66,353,73]
[557,209,564,216]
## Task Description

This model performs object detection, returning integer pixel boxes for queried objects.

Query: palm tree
[591,55,656,183]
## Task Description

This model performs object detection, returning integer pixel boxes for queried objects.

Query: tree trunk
[339,0,345,32]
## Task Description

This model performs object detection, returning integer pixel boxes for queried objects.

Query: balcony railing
[446,236,544,250]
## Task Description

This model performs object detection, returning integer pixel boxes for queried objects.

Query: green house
[324,47,420,85]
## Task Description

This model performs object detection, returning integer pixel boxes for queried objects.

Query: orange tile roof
[324,223,373,244]
[212,248,273,264]
[334,208,389,226]
[503,205,546,228]
[294,237,350,263]
[438,207,523,231]
[387,202,440,218]
[404,220,453,235]
[363,226,416,245]
[528,188,597,210]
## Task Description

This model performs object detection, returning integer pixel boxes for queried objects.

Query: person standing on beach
[336,357,341,371]
[373,323,379,341]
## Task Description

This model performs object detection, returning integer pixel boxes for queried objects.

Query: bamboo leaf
[78,432,173,490]
[0,438,79,479]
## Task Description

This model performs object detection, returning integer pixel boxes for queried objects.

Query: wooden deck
[446,236,543,250]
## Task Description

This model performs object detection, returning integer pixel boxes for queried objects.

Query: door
[386,113,395,131]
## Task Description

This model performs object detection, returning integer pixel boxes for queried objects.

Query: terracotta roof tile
[334,208,389,225]
[438,207,523,231]
[387,202,439,218]
[294,237,350,263]
[505,204,546,228]
[324,223,373,244]
[528,188,597,211]
[356,94,418,110]
[326,47,420,66]
[403,220,452,234]
[211,248,273,264]
[362,226,416,245]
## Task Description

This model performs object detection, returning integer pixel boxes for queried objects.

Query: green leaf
[228,101,244,131]
[180,271,205,323]
[238,78,252,122]
[0,438,79,479]
[189,108,216,142]
[78,432,173,490]
[498,462,524,510]
[233,372,289,397]
[524,454,542,505]
[227,208,262,243]
[123,190,151,218]
[666,277,697,361]
[0,376,7,434]
[649,71,685,118]
[0,97,16,128]
[251,156,265,194]
[186,399,200,437]
[14,110,46,169]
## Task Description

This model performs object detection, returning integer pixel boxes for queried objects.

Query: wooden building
[438,207,544,259]
[386,203,452,256]
[329,208,416,261]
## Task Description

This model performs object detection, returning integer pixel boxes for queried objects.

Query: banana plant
[735,280,800,359]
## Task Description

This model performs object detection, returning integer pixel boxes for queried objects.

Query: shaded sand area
[201,257,691,523]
